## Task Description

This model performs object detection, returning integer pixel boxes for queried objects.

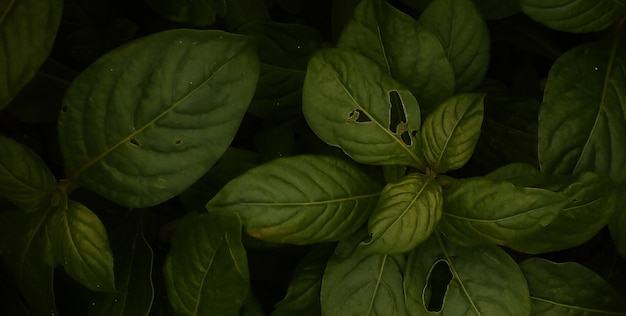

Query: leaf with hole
[421,93,485,173]
[303,48,426,168]
[520,0,626,33]
[404,234,531,315]
[163,212,249,316]
[59,29,259,207]
[206,155,381,244]
[359,173,442,255]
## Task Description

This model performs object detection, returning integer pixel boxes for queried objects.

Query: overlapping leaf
[521,0,626,33]
[421,93,485,173]
[0,0,63,109]
[538,35,626,184]
[59,29,259,207]
[206,155,381,244]
[144,0,226,26]
[520,258,626,315]
[404,234,531,315]
[163,212,248,316]
[438,177,569,246]
[360,173,442,254]
[399,0,521,19]
[303,49,426,168]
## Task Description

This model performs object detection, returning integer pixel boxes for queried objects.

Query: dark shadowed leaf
[144,0,226,26]
[399,0,521,19]
[520,0,626,33]
[610,192,626,260]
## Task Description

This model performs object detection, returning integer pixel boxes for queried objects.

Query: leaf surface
[303,49,426,168]
[59,29,259,207]
[398,0,521,19]
[360,173,442,254]
[520,0,626,33]
[144,0,226,26]
[206,155,381,244]
[163,212,248,316]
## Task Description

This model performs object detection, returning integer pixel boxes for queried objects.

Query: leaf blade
[144,0,226,26]
[520,0,626,33]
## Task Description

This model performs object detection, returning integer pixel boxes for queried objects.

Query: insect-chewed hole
[424,260,453,312]
[130,138,140,146]
[401,131,412,146]
[175,139,182,145]
[389,90,407,133]
[348,109,372,123]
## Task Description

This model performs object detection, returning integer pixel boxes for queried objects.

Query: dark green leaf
[404,234,531,315]
[399,0,521,19]
[419,0,490,92]
[144,0,226,26]
[321,249,407,315]
[163,212,249,316]
[438,177,569,246]
[303,48,426,168]
[338,0,454,112]
[610,193,626,259]
[421,93,485,173]
[206,155,381,244]
[520,0,626,33]
[520,258,626,315]
[59,29,259,207]
[246,65,305,119]
[359,173,442,254]
[5,72,68,124]
[538,35,626,184]
[0,135,57,212]
[44,200,115,291]
[0,0,63,109]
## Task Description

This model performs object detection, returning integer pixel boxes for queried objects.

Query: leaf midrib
[214,192,380,207]
[0,0,16,26]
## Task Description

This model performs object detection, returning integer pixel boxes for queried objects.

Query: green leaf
[419,0,490,92]
[610,192,626,259]
[538,35,626,184]
[0,135,57,212]
[398,0,521,20]
[144,0,226,26]
[302,48,426,168]
[0,0,63,109]
[421,93,485,173]
[338,0,454,112]
[520,258,626,315]
[321,249,407,315]
[272,245,334,316]
[59,29,259,208]
[44,200,115,291]
[89,210,154,316]
[404,234,531,315]
[206,155,381,244]
[359,173,442,254]
[520,0,626,33]
[163,212,249,316]
[438,176,569,246]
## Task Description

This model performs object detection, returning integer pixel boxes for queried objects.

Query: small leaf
[404,234,531,315]
[303,49,426,168]
[45,200,115,291]
[59,29,259,207]
[163,212,249,316]
[144,0,226,26]
[321,248,407,315]
[421,93,485,173]
[520,258,626,315]
[206,155,381,244]
[438,176,569,246]
[360,173,442,254]
[0,0,63,109]
[520,0,626,33]
[338,0,455,112]
[419,0,490,92]
[538,35,626,184]
[0,135,57,212]
[272,245,334,316]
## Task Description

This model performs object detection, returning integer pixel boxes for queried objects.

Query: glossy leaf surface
[520,0,626,33]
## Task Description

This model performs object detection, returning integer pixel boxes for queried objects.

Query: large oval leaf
[359,173,443,255]
[404,234,531,315]
[338,0,454,112]
[44,200,115,292]
[0,0,63,109]
[520,0,626,33]
[144,0,226,26]
[538,36,626,184]
[163,212,249,316]
[419,0,490,92]
[520,258,626,315]
[438,177,569,246]
[0,135,57,212]
[206,155,381,244]
[421,93,485,173]
[59,29,259,208]
[303,48,426,168]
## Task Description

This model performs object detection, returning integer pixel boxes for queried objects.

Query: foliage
[1,0,626,315]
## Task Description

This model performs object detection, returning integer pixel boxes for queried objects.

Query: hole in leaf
[424,260,453,312]
[60,105,68,112]
[175,139,182,145]
[348,109,372,123]
[401,131,412,146]
[411,130,418,137]
[130,138,140,146]
[389,90,407,133]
